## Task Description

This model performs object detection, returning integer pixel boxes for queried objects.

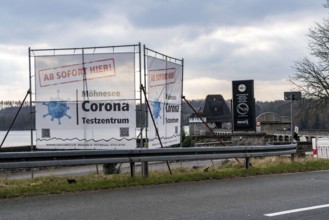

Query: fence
[0,144,296,177]
[312,137,329,159]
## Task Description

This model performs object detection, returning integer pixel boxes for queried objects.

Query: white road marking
[265,204,329,217]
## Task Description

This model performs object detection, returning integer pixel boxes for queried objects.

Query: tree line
[0,101,31,110]
[0,106,35,131]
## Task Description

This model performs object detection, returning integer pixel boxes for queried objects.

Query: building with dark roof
[189,94,231,136]
[203,94,231,127]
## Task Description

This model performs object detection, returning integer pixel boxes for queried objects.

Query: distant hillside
[0,106,35,131]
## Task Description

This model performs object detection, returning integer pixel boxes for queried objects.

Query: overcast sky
[0,0,328,101]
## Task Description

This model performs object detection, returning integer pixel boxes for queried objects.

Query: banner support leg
[0,89,31,149]
[141,84,172,175]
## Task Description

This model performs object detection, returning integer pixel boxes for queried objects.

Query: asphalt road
[1,170,329,220]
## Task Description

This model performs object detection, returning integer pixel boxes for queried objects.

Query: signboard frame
[29,44,141,150]
[145,47,183,148]
[284,91,302,101]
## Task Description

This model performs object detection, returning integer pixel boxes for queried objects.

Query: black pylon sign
[232,80,256,131]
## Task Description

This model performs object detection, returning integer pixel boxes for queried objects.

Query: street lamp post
[284,91,301,143]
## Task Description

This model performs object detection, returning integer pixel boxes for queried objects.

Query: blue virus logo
[152,99,161,120]
[43,100,71,125]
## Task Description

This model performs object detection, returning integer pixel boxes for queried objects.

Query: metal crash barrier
[0,144,296,177]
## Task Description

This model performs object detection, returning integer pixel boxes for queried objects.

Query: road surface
[1,170,329,219]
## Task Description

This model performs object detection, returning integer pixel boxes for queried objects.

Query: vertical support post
[284,91,300,143]
[141,44,148,178]
[142,161,149,178]
[82,48,88,141]
[245,157,250,169]
[231,99,234,134]
[130,162,136,177]
[291,95,294,144]
[180,58,184,148]
[29,47,34,151]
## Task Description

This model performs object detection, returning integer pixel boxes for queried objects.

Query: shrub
[103,163,120,174]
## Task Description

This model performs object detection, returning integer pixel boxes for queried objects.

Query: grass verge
[1,157,329,199]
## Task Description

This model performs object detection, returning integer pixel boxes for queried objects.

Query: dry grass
[1,156,329,199]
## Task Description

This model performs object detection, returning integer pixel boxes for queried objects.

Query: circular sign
[238,84,246,92]
[236,103,249,115]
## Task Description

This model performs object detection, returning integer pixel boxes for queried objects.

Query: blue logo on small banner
[43,100,71,124]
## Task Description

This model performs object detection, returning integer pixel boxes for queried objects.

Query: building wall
[231,133,272,146]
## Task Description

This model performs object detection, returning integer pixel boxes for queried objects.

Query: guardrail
[0,144,296,176]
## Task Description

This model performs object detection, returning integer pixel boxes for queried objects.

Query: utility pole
[284,91,301,143]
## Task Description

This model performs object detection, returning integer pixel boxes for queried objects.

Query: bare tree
[290,15,329,103]
[324,0,329,8]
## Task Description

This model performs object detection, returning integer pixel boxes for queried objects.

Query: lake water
[0,130,35,148]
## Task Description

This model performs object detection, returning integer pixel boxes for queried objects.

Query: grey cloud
[114,0,323,28]
[0,0,107,44]
[0,0,326,101]
[0,0,324,45]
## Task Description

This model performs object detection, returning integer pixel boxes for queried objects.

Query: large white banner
[147,56,182,148]
[35,53,136,149]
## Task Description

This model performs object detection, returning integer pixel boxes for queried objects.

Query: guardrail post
[142,162,149,178]
[130,162,135,177]
[245,157,251,169]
